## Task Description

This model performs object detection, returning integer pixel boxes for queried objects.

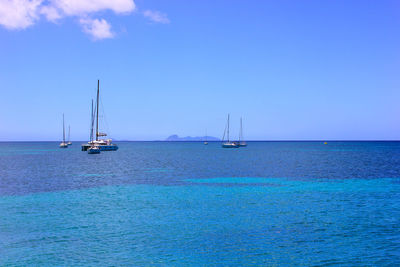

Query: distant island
[165,135,220,141]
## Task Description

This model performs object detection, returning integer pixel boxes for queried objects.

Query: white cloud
[143,10,169,24]
[0,0,135,38]
[0,0,42,29]
[40,5,61,22]
[48,0,135,16]
[80,18,113,40]
[0,1,169,39]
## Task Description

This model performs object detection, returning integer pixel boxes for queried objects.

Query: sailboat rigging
[87,99,100,154]
[238,117,247,147]
[67,125,72,145]
[59,114,68,148]
[222,114,239,148]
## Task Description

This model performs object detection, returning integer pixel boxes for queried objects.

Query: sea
[0,141,399,266]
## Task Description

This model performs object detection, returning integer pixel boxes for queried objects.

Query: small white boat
[59,142,68,148]
[222,142,239,148]
[60,114,68,149]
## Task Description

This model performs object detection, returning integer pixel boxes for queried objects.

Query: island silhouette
[165,135,220,141]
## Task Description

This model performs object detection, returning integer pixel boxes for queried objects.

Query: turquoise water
[1,142,400,265]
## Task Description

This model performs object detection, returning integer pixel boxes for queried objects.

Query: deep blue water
[0,141,400,266]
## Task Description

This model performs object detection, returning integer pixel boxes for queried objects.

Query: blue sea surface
[0,141,400,265]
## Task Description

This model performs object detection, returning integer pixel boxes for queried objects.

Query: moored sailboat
[238,117,247,147]
[222,114,239,148]
[59,114,68,148]
[67,125,72,146]
[87,99,100,154]
[82,80,118,151]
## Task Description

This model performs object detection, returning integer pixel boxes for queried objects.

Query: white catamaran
[222,114,239,148]
[59,114,68,148]
[82,80,118,152]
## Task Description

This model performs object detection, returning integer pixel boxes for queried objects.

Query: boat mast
[96,80,99,141]
[239,117,242,142]
[62,113,65,143]
[227,114,230,142]
[90,99,94,142]
[68,125,70,143]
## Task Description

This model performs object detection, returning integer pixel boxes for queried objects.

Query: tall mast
[96,80,99,141]
[90,99,94,142]
[239,117,242,142]
[62,113,65,143]
[68,125,70,142]
[227,114,230,142]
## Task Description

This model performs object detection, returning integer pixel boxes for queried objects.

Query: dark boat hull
[82,144,118,151]
[98,145,118,151]
[82,144,91,151]
[88,148,101,154]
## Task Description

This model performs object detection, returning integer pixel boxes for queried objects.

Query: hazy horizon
[1,139,400,142]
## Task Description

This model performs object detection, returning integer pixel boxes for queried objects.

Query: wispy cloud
[80,18,113,40]
[48,0,135,16]
[143,10,170,24]
[40,5,62,22]
[0,0,137,39]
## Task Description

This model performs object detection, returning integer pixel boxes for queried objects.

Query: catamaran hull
[98,145,118,151]
[81,144,118,151]
[88,148,101,154]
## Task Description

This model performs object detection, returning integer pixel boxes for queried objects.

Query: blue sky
[0,0,399,141]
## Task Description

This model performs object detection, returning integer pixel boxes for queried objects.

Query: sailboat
[59,114,68,148]
[238,117,247,147]
[204,129,208,145]
[222,114,239,148]
[81,80,118,151]
[87,100,100,154]
[67,125,72,145]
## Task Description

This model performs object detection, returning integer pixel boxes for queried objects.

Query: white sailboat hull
[222,142,239,148]
[59,142,68,148]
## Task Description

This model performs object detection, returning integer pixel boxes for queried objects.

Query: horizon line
[1,140,400,142]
